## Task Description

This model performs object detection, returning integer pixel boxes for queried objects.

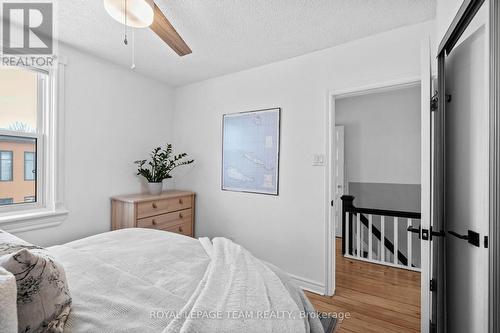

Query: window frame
[0,150,13,181]
[0,60,68,231]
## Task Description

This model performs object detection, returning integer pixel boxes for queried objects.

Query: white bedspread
[165,237,323,333]
[48,229,211,333]
[47,228,323,333]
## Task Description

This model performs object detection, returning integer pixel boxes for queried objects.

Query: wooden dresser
[111,190,195,237]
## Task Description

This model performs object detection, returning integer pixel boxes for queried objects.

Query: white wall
[336,85,421,184]
[15,44,174,246]
[171,21,435,289]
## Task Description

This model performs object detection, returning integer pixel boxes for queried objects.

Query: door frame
[324,76,422,297]
[489,1,500,332]
[334,125,345,238]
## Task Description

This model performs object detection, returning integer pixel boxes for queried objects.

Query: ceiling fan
[103,0,192,56]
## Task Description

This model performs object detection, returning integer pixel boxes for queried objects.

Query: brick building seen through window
[0,67,40,207]
[0,138,36,205]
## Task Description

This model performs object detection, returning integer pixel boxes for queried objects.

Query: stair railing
[341,195,421,271]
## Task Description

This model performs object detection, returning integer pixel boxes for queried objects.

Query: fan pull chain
[124,0,128,45]
[131,28,136,70]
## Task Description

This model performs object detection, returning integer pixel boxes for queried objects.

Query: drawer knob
[179,213,183,219]
[152,219,157,225]
[178,226,183,232]
[179,198,183,204]
[152,202,157,209]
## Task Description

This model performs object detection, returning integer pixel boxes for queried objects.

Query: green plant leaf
[135,143,194,183]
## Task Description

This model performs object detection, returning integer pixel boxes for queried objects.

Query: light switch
[313,154,325,166]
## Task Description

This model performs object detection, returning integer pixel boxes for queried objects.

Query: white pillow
[0,266,17,333]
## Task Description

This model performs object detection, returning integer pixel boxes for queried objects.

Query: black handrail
[341,195,421,265]
[346,207,421,219]
[342,196,421,219]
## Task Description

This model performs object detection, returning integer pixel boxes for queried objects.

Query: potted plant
[135,144,194,195]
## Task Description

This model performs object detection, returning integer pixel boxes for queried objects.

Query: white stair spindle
[360,218,364,257]
[345,212,350,255]
[393,217,398,265]
[356,213,361,258]
[363,218,366,257]
[368,214,373,260]
[341,212,421,272]
[407,218,413,268]
[417,219,421,268]
[381,216,385,262]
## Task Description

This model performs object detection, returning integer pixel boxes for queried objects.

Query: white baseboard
[289,274,325,295]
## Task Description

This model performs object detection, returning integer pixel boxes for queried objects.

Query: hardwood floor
[307,238,421,333]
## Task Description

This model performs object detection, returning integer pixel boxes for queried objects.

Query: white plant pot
[147,182,163,195]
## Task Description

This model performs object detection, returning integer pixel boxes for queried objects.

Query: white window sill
[0,208,69,233]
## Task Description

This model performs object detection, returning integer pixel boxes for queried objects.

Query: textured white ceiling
[57,0,436,86]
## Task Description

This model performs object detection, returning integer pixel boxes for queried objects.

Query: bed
[42,228,327,333]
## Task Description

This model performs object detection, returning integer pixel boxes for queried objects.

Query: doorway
[325,78,426,332]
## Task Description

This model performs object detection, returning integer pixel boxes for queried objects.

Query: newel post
[341,195,355,255]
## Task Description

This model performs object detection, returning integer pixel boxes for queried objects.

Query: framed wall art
[222,108,281,195]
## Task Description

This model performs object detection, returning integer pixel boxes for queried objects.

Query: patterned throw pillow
[0,231,72,333]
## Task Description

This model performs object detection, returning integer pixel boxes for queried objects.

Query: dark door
[434,1,490,332]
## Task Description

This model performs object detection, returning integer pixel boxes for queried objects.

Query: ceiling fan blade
[150,3,192,56]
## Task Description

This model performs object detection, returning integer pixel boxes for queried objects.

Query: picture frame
[221,108,281,195]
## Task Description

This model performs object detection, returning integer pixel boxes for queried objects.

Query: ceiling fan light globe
[104,0,154,28]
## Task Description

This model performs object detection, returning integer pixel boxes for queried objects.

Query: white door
[334,126,345,237]
[419,37,432,333]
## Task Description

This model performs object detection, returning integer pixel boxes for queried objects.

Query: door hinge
[430,91,438,112]
[331,200,334,207]
[430,321,437,333]
[430,92,452,112]
[430,279,437,292]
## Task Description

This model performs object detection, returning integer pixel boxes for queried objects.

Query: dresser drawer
[137,195,192,219]
[137,208,192,229]
[163,220,192,237]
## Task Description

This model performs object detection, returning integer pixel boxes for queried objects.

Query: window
[0,67,43,209]
[0,63,67,229]
[0,151,13,181]
[24,152,35,181]
[0,198,13,206]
